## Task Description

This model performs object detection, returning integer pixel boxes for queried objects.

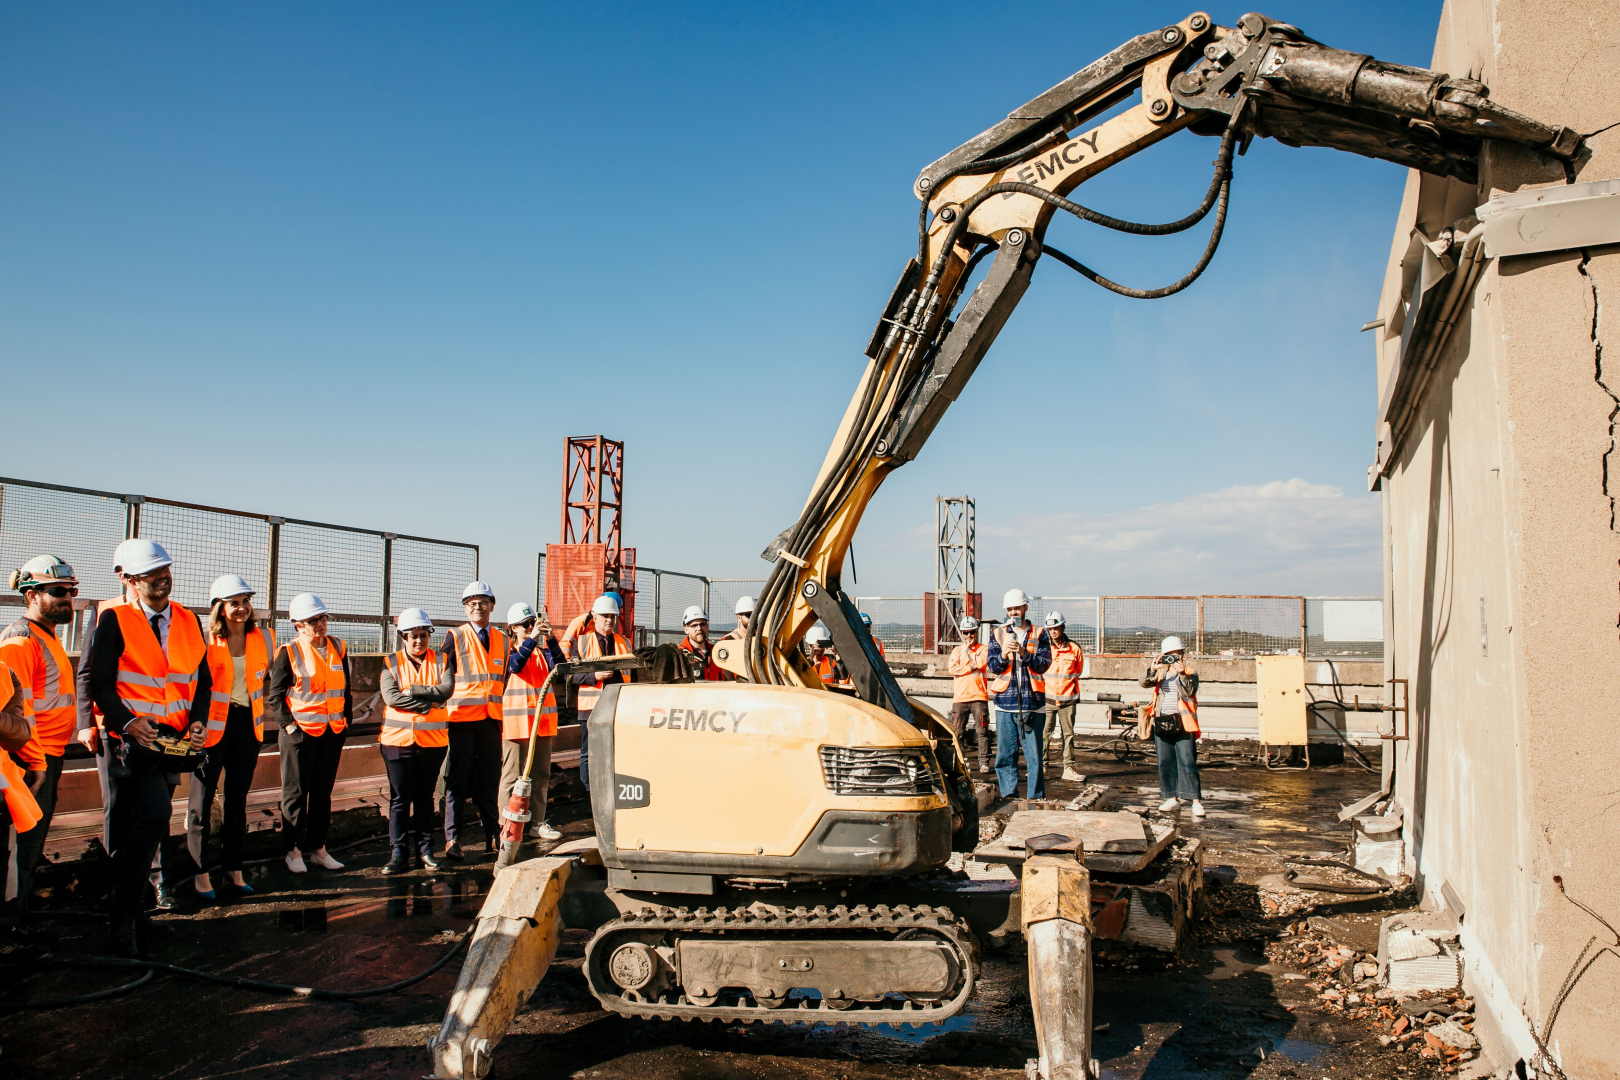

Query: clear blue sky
[2,2,1446,611]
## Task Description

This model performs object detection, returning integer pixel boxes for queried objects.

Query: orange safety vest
[574,629,631,716]
[988,623,1046,696]
[112,602,208,734]
[1045,640,1086,701]
[382,648,451,748]
[813,652,851,689]
[0,662,43,832]
[677,637,724,681]
[1148,673,1200,736]
[0,617,79,767]
[204,626,275,744]
[501,647,558,740]
[446,624,508,722]
[947,641,989,703]
[281,636,348,736]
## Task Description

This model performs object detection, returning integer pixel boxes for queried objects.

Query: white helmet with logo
[682,605,707,625]
[506,602,537,625]
[461,580,495,602]
[1002,587,1029,610]
[288,593,328,622]
[958,615,980,633]
[208,574,254,603]
[1045,610,1065,628]
[592,594,622,616]
[397,608,434,632]
[10,555,78,592]
[114,539,173,577]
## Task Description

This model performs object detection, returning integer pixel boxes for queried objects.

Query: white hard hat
[1160,635,1185,654]
[288,593,329,622]
[397,608,434,632]
[1002,588,1029,609]
[592,594,622,616]
[114,539,173,577]
[208,574,254,603]
[10,555,78,592]
[461,580,495,602]
[682,605,707,625]
[1045,610,1065,628]
[734,595,755,615]
[958,615,980,633]
[506,602,537,625]
[806,623,832,645]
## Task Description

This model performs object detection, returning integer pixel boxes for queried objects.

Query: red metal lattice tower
[562,436,624,571]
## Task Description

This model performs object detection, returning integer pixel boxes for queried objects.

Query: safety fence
[0,476,478,654]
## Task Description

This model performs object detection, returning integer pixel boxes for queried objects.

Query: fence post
[267,517,283,619]
[122,493,142,539]
[653,570,662,637]
[1196,597,1204,656]
[1298,596,1307,656]
[1098,597,1106,655]
[703,577,711,622]
[382,534,394,652]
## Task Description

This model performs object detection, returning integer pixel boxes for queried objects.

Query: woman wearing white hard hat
[499,602,563,842]
[1138,635,1204,816]
[566,594,634,789]
[676,605,724,680]
[266,593,352,874]
[184,575,276,900]
[378,609,454,873]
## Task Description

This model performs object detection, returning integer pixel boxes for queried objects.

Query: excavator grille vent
[818,745,942,797]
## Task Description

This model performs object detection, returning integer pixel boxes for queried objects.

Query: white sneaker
[307,849,344,870]
[285,851,307,874]
[1062,768,1086,782]
[1191,800,1206,818]
[1158,798,1180,812]
[533,822,561,841]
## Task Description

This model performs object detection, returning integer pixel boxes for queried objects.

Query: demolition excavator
[430,13,1579,1078]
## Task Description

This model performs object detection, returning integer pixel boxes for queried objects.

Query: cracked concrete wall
[1376,3,1620,1077]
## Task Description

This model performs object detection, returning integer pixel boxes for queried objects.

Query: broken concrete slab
[1379,910,1462,994]
[1307,914,1381,955]
[974,810,1177,873]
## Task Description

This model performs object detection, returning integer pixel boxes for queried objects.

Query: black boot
[382,853,409,875]
[442,841,464,861]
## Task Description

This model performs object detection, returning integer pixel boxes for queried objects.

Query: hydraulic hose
[0,968,155,1011]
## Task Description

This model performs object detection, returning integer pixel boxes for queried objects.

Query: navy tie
[477,627,489,651]
[150,613,163,646]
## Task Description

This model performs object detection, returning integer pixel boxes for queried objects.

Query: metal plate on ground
[972,811,1177,872]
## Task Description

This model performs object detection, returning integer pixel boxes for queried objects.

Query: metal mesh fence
[1025,596,1100,652]
[1201,596,1304,656]
[708,578,765,635]
[277,522,384,618]
[0,481,126,603]
[139,501,272,611]
[390,536,478,621]
[651,570,707,632]
[853,597,925,652]
[1100,597,1199,656]
[1306,597,1384,658]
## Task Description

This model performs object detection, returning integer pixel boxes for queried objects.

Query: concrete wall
[1375,4,1620,1076]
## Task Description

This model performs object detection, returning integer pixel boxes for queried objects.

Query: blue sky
[1,2,1443,611]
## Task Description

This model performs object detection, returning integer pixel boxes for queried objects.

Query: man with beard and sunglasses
[0,556,79,940]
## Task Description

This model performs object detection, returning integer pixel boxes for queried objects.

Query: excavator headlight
[819,745,942,797]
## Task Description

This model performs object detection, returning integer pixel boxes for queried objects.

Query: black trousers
[279,725,346,853]
[97,745,181,892]
[443,718,501,845]
[185,705,264,874]
[382,744,446,857]
[108,762,179,920]
[1,753,62,919]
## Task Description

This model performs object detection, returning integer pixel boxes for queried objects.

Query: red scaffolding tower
[547,436,635,631]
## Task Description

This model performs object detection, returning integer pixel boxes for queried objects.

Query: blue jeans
[994,708,1047,799]
[1154,734,1201,800]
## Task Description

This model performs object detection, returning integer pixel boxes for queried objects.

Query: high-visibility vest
[1148,674,1200,736]
[204,626,274,744]
[1045,640,1085,701]
[446,624,508,722]
[501,648,558,740]
[0,662,42,832]
[947,642,989,703]
[112,602,207,734]
[813,652,851,689]
[558,611,593,659]
[281,636,348,736]
[0,617,78,767]
[988,623,1046,696]
[677,637,724,681]
[574,629,631,716]
[382,649,450,748]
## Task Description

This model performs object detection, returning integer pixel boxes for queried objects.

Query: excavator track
[582,901,978,1026]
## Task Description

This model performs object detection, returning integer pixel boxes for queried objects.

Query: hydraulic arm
[721,10,1579,702]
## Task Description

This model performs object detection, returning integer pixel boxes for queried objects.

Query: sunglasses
[38,585,78,599]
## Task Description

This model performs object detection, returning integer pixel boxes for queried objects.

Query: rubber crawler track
[582,901,979,1026]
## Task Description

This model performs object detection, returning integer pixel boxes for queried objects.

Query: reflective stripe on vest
[987,624,1046,697]
[0,618,78,763]
[446,625,507,722]
[283,636,347,736]
[1150,679,1200,736]
[1045,641,1085,700]
[574,630,630,717]
[501,650,558,740]
[112,603,208,733]
[204,626,274,745]
[382,649,450,748]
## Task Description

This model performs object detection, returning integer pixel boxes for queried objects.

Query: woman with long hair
[187,575,274,899]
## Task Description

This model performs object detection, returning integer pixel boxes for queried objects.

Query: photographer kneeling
[1137,635,1204,818]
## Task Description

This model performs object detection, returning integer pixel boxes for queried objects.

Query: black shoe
[110,918,142,958]
[382,854,409,875]
[442,841,464,861]
[6,922,60,949]
[153,884,179,912]
[419,852,441,871]
[0,925,51,960]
